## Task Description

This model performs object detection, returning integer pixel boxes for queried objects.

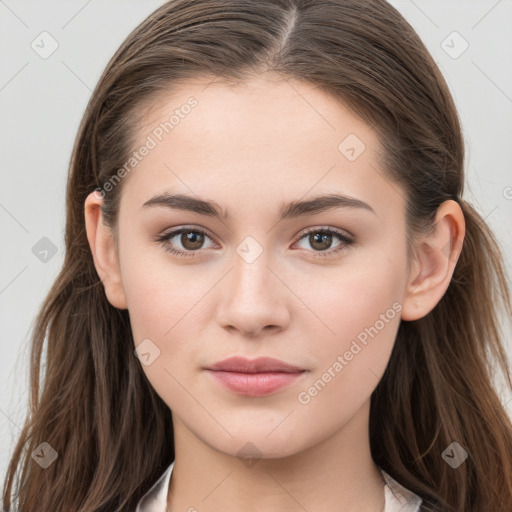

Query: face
[101,73,413,459]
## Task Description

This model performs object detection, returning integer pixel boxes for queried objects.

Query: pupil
[311,233,332,250]
[182,231,204,250]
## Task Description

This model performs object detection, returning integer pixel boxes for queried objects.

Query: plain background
[1,0,511,483]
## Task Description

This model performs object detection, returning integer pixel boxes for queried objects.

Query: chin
[202,424,308,462]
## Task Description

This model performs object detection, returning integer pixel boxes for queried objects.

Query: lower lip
[206,370,305,396]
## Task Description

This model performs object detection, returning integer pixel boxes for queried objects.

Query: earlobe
[84,191,128,310]
[401,200,465,321]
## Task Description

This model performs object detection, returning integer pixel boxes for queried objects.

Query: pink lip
[204,356,307,396]
[206,356,305,373]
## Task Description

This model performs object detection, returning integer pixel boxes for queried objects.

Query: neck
[167,400,386,512]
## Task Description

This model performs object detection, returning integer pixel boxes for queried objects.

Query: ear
[84,190,127,309]
[401,199,465,321]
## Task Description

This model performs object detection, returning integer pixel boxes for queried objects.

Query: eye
[293,227,354,258]
[155,227,216,257]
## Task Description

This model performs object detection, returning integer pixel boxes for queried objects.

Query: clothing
[136,461,422,512]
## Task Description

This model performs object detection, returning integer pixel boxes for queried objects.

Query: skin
[85,72,465,511]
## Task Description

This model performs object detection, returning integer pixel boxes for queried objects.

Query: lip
[204,356,307,396]
[206,356,305,373]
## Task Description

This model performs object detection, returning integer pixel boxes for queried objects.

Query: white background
[1,0,511,482]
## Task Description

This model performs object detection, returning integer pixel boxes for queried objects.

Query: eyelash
[155,226,355,259]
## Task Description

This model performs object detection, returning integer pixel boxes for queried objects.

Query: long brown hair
[3,1,512,510]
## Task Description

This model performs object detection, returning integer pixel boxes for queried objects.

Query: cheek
[120,260,204,411]
[300,253,404,343]
[118,243,216,396]
[119,236,208,343]
[296,254,405,399]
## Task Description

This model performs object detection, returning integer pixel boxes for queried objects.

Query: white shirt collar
[135,462,175,512]
[135,461,422,512]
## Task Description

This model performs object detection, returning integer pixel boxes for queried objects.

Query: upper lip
[205,356,305,373]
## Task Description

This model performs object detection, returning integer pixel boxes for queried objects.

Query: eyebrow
[141,192,376,221]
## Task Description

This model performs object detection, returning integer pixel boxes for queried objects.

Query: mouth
[204,356,307,396]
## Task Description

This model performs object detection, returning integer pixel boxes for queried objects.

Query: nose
[215,248,291,338]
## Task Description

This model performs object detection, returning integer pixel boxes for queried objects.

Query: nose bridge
[233,238,271,295]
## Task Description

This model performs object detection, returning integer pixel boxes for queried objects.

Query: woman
[3,0,512,510]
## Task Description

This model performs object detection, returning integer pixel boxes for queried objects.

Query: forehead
[136,73,378,156]
[121,73,402,220]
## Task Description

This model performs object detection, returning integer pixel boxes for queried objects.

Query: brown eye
[180,231,205,251]
[156,227,215,257]
[295,227,354,258]
[308,232,335,251]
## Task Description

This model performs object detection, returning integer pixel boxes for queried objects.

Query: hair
[3,0,512,510]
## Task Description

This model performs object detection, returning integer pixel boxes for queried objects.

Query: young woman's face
[112,74,413,458]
